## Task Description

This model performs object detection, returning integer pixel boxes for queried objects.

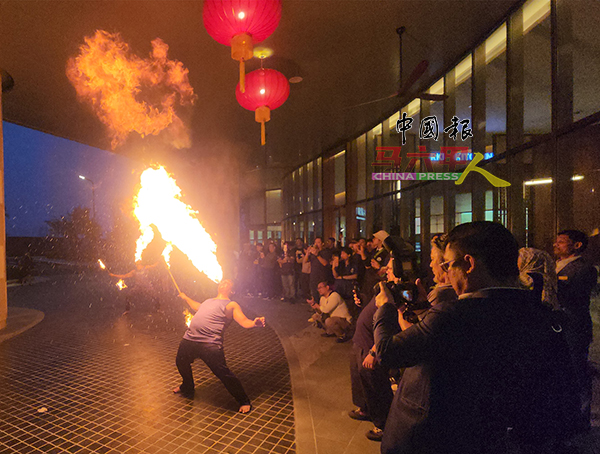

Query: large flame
[116,279,127,290]
[98,259,106,270]
[133,167,223,283]
[66,30,196,149]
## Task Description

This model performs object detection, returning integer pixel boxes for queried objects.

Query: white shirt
[320,291,352,322]
[556,255,581,274]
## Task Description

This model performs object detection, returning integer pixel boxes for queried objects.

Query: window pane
[454,55,472,150]
[455,193,472,226]
[573,1,600,121]
[523,0,551,135]
[430,195,444,234]
[335,150,346,206]
[485,23,507,156]
[356,135,366,201]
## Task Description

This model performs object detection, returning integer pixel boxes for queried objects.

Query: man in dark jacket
[374,222,579,454]
[554,229,598,431]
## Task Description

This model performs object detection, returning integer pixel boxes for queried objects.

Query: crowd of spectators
[235,223,599,452]
[235,233,394,306]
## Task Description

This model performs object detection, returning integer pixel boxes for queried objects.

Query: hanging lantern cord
[240,60,246,93]
[255,105,271,146]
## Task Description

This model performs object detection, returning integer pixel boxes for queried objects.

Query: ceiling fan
[346,26,446,110]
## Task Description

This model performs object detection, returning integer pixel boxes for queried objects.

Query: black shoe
[348,408,371,421]
[366,428,384,442]
[336,335,350,343]
[321,333,335,338]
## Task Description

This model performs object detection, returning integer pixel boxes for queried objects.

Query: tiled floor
[0,273,295,454]
[5,268,600,454]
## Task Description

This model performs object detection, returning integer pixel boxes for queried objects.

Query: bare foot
[238,404,252,414]
[173,386,181,393]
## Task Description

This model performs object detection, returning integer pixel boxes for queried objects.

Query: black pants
[175,338,250,406]
[349,343,393,430]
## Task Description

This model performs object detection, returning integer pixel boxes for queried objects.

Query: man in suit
[555,229,598,431]
[374,222,579,454]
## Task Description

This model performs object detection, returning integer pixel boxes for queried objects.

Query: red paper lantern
[203,0,282,92]
[236,68,289,145]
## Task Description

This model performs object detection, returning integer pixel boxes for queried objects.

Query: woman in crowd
[332,247,360,300]
[278,242,296,302]
[424,233,458,307]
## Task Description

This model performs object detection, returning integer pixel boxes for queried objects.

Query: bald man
[173,280,265,414]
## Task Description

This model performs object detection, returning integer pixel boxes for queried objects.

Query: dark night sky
[3,122,144,237]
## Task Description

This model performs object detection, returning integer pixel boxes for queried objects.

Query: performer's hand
[178,292,188,300]
[254,317,265,327]
[362,353,376,369]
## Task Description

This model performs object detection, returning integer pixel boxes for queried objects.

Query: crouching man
[308,281,352,343]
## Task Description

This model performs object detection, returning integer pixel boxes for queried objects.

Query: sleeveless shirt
[183,298,231,346]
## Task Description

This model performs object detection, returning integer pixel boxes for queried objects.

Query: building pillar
[552,0,574,232]
[0,69,13,331]
[507,8,526,245]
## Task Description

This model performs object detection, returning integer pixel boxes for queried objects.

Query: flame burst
[116,279,127,290]
[66,30,197,149]
[133,167,223,283]
[98,259,106,270]
[183,309,193,327]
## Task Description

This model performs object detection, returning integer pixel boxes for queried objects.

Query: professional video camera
[374,232,430,323]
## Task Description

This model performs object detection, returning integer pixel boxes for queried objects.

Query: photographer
[348,259,402,442]
[359,231,390,301]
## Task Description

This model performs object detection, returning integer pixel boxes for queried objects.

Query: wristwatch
[368,350,376,357]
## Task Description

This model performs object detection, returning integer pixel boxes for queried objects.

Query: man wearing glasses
[374,221,579,454]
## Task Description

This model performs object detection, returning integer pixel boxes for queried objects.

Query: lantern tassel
[261,121,266,146]
[240,60,246,93]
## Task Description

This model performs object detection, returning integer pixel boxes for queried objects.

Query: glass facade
[282,0,600,271]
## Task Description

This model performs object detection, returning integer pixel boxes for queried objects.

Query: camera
[382,235,418,282]
[377,234,430,323]
[374,281,430,324]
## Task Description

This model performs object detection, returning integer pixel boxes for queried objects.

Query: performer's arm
[178,292,201,311]
[108,269,135,279]
[228,302,265,329]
